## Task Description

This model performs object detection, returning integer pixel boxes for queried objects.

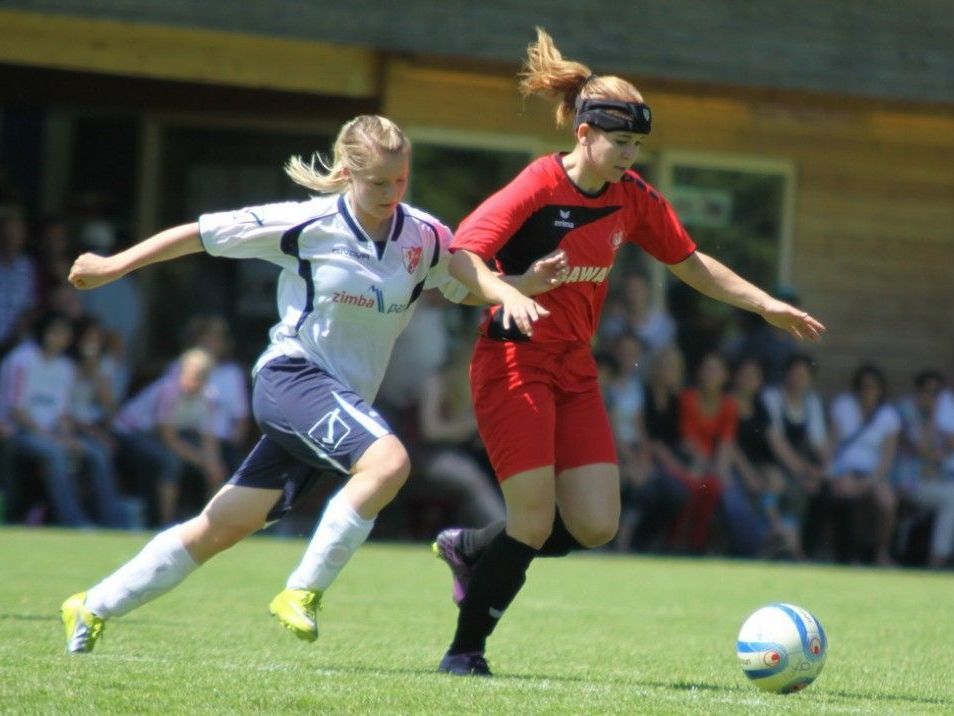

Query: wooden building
[0,0,952,393]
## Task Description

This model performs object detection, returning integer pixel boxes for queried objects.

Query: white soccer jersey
[199,194,469,402]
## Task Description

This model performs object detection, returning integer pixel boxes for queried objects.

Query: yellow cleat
[61,592,104,654]
[269,588,322,642]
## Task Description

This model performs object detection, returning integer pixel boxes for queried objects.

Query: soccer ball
[736,603,827,694]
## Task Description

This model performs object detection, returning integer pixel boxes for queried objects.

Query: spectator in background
[415,333,505,528]
[35,216,76,304]
[638,344,692,552]
[598,336,651,551]
[726,357,803,559]
[112,348,226,526]
[894,370,954,567]
[180,315,251,471]
[674,352,736,553]
[0,208,38,355]
[378,288,452,417]
[761,353,828,555]
[70,315,120,426]
[816,363,900,565]
[77,219,143,373]
[599,272,675,359]
[723,287,801,385]
[596,343,655,553]
[1,312,127,528]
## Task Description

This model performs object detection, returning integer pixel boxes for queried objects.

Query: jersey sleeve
[451,164,546,261]
[423,220,471,304]
[198,201,302,265]
[628,181,697,265]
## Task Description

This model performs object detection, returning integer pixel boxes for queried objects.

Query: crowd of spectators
[3,205,954,570]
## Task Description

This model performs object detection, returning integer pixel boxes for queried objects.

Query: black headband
[574,98,652,135]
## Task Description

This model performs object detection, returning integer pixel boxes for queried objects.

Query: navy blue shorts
[227,356,394,522]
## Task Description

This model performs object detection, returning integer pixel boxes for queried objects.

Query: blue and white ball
[736,603,827,694]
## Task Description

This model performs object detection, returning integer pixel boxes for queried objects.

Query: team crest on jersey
[610,230,624,252]
[403,246,423,274]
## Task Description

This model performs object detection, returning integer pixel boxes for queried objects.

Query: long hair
[518,27,643,128]
[284,115,410,194]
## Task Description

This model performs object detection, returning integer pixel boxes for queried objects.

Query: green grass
[1,527,952,715]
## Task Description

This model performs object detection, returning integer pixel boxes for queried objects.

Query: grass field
[2,527,952,714]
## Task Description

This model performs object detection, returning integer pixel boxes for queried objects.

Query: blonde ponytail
[284,115,410,194]
[518,27,643,128]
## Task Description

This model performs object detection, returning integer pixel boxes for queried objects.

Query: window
[408,139,534,229]
[656,152,796,371]
[659,152,795,291]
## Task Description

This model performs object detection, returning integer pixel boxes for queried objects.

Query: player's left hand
[524,248,569,294]
[498,288,551,338]
[761,299,826,341]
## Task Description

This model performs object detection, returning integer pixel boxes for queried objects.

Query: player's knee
[381,444,411,486]
[368,443,411,497]
[574,519,619,549]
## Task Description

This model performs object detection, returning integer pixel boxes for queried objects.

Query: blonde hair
[518,27,643,128]
[284,115,410,194]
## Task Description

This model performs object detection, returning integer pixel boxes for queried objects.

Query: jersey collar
[338,194,405,260]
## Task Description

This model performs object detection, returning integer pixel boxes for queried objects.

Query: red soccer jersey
[452,153,696,345]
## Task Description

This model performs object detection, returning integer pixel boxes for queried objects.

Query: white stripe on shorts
[332,391,388,439]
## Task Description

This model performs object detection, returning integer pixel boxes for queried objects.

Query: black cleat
[438,651,492,677]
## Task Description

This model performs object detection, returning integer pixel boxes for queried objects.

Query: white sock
[286,490,375,592]
[85,525,198,619]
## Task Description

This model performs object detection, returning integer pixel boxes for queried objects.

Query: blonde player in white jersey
[61,115,568,654]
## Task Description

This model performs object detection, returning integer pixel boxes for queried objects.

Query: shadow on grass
[0,613,60,622]
[655,680,951,707]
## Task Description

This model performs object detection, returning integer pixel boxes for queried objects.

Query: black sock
[460,520,506,563]
[537,512,585,557]
[448,531,537,654]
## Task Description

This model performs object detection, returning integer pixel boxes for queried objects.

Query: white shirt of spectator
[609,376,645,447]
[935,389,954,474]
[829,392,901,476]
[2,341,75,432]
[198,195,469,402]
[0,341,36,425]
[761,385,828,452]
[208,363,250,441]
[113,374,220,435]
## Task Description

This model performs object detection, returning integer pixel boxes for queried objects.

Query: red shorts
[470,337,617,482]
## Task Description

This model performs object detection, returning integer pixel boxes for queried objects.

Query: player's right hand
[68,252,122,290]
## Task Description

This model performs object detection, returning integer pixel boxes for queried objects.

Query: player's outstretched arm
[449,249,551,338]
[68,222,203,290]
[667,250,826,341]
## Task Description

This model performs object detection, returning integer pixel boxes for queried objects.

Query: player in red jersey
[434,28,826,677]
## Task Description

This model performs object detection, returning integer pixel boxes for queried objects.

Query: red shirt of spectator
[679,388,739,457]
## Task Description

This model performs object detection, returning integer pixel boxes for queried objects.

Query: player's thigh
[472,377,558,481]
[553,381,617,473]
[253,356,394,475]
[500,465,558,548]
[555,463,621,548]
